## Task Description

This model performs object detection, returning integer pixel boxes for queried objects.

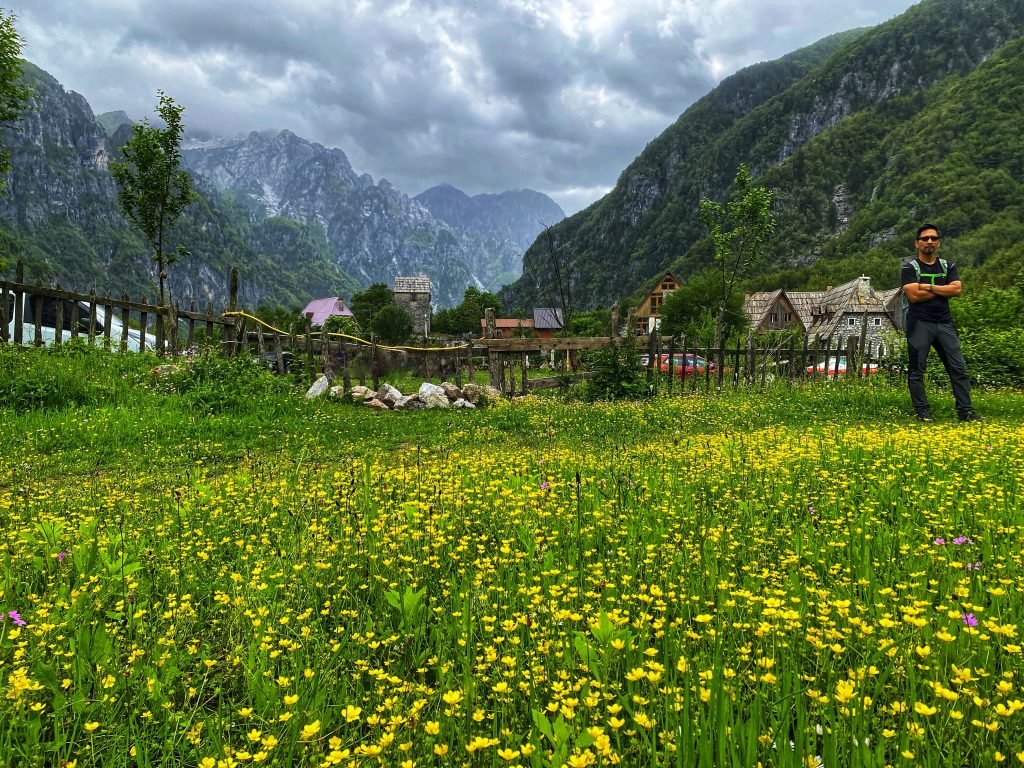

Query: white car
[4,291,159,352]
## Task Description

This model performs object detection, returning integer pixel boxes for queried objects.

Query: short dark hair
[916,224,941,240]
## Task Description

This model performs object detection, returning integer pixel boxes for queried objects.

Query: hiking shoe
[916,412,934,422]
[959,411,983,422]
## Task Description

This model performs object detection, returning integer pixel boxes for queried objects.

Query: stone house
[742,276,898,352]
[799,276,897,352]
[392,276,432,338]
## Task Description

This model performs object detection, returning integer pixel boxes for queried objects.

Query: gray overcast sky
[8,0,918,214]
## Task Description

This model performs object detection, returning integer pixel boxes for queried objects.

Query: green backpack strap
[908,258,948,283]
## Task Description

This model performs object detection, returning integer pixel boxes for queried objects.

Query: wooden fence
[478,307,889,395]
[1,261,240,354]
[0,261,476,388]
[2,261,888,396]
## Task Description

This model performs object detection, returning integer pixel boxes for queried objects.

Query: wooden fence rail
[3,262,890,396]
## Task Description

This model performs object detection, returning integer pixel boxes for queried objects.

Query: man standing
[900,224,980,422]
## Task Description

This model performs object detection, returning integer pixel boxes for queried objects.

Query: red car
[658,353,715,378]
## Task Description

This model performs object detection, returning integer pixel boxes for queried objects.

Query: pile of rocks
[305,377,502,410]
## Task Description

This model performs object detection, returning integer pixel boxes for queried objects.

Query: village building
[634,273,679,335]
[743,289,801,333]
[392,276,432,338]
[742,276,899,351]
[533,308,564,339]
[300,297,354,327]
[875,287,904,329]
[480,317,535,339]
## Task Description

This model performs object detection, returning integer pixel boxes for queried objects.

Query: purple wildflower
[57,550,69,561]
[966,561,982,571]
[961,613,978,627]
[7,610,26,627]
[933,538,946,545]
[953,536,973,545]
[540,481,549,490]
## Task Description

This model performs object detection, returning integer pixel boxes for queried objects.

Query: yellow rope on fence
[222,311,473,352]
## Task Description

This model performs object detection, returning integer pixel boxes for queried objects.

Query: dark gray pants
[906,318,974,416]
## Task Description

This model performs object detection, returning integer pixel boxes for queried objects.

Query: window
[873,317,882,326]
[770,312,779,323]
[848,317,857,327]
[784,312,792,322]
[651,295,663,311]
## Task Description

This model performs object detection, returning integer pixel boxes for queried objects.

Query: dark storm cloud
[8,0,918,213]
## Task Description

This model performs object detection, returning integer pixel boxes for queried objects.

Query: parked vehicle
[658,353,716,378]
[806,356,880,377]
[263,350,302,373]
[4,291,159,352]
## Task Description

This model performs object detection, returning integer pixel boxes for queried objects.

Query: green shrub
[581,338,649,401]
[162,351,293,414]
[0,340,154,412]
[960,327,1024,388]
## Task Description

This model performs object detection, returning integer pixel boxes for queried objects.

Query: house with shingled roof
[741,277,898,352]
[743,289,801,333]
[801,276,897,350]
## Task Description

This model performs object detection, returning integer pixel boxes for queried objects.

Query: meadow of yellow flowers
[1,347,1023,767]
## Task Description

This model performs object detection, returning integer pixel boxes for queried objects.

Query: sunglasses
[917,236,939,242]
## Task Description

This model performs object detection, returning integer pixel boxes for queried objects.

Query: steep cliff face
[0,63,118,230]
[182,134,563,306]
[0,64,561,309]
[0,65,359,309]
[415,184,565,292]
[507,0,1024,312]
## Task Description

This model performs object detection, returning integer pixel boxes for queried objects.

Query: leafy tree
[349,283,395,329]
[0,9,30,194]
[566,308,612,337]
[699,164,774,344]
[370,303,413,346]
[660,269,748,343]
[110,91,197,306]
[433,286,504,335]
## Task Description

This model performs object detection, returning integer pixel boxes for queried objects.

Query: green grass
[2,345,1024,767]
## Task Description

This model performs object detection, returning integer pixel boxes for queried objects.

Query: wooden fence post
[120,294,130,351]
[154,293,164,357]
[205,302,215,345]
[224,267,239,357]
[666,335,676,394]
[646,328,658,384]
[33,282,43,346]
[732,336,742,389]
[12,260,23,344]
[167,298,179,357]
[101,293,113,350]
[485,308,501,391]
[0,276,8,344]
[54,290,64,347]
[857,316,869,378]
[186,300,196,349]
[274,331,286,375]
